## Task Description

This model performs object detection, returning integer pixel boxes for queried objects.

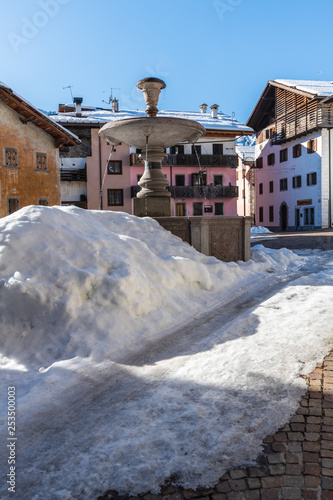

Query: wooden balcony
[130,153,237,168]
[131,185,238,199]
[60,167,87,182]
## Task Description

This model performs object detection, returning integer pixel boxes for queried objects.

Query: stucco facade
[0,83,79,217]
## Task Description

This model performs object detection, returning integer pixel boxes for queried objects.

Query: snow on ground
[251,226,273,234]
[0,206,333,499]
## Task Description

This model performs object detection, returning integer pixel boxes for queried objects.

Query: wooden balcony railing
[60,167,87,182]
[131,185,238,199]
[130,153,237,168]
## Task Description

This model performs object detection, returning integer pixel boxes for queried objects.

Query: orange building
[0,82,79,217]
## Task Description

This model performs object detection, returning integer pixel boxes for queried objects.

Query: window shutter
[292,177,295,188]
[307,141,310,154]
[307,174,310,186]
[313,172,317,185]
[313,139,317,152]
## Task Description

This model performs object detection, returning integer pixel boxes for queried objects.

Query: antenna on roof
[232,111,235,124]
[102,87,120,105]
[317,71,323,81]
[63,85,74,103]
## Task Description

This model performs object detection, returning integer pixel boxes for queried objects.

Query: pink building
[53,101,253,216]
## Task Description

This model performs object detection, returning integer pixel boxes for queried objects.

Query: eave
[0,86,80,147]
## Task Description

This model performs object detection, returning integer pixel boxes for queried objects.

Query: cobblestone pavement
[98,351,333,500]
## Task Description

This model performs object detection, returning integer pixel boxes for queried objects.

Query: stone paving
[98,351,333,500]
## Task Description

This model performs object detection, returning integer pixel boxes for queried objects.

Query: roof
[275,79,333,98]
[247,79,333,132]
[51,107,254,141]
[0,82,80,147]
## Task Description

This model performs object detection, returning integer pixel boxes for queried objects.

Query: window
[215,203,224,216]
[38,199,49,206]
[280,178,288,191]
[307,172,317,186]
[136,148,142,154]
[256,157,263,169]
[293,144,302,158]
[280,148,288,162]
[265,129,270,140]
[107,189,123,206]
[267,153,275,166]
[269,181,274,193]
[8,198,19,214]
[193,202,203,216]
[269,206,274,222]
[304,207,315,226]
[307,139,317,154]
[259,183,263,195]
[175,175,185,186]
[292,176,302,188]
[213,144,223,155]
[170,145,184,154]
[192,173,206,186]
[192,145,201,155]
[259,206,263,223]
[36,152,47,171]
[108,161,122,174]
[5,148,18,169]
[214,175,223,186]
[204,205,213,213]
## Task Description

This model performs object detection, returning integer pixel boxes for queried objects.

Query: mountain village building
[52,99,253,216]
[0,82,79,217]
[247,80,333,231]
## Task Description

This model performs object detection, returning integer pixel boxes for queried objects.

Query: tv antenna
[103,87,120,105]
[63,85,74,102]
[317,71,323,81]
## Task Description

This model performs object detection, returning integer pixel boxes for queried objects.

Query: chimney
[200,103,208,114]
[211,104,219,119]
[73,97,83,117]
[112,97,119,113]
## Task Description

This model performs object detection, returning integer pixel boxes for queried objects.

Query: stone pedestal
[133,197,174,217]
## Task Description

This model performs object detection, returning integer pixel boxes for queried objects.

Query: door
[176,203,186,216]
[280,203,288,231]
[193,202,203,216]
[295,208,300,230]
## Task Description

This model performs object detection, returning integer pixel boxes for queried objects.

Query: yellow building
[0,82,79,217]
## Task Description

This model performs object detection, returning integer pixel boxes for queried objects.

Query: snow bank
[0,206,300,370]
[251,226,272,234]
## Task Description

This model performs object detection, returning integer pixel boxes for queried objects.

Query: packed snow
[251,226,273,234]
[0,206,333,500]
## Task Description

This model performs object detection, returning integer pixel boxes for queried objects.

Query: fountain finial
[137,77,166,118]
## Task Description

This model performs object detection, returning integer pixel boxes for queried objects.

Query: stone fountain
[99,77,206,217]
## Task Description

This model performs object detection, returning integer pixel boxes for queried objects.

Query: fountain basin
[99,116,206,149]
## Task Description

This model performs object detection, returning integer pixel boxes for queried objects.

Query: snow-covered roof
[235,145,256,162]
[275,79,333,97]
[0,82,80,146]
[51,107,254,136]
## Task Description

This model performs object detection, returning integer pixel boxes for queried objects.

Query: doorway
[295,208,300,230]
[176,203,186,216]
[280,203,288,231]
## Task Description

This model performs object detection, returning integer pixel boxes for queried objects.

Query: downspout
[99,134,103,210]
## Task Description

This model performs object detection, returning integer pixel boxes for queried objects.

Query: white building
[247,80,333,230]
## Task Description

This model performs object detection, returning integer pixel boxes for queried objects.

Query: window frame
[267,153,275,166]
[107,189,124,206]
[214,202,224,216]
[280,148,288,163]
[292,175,302,189]
[269,205,274,222]
[280,178,288,191]
[107,160,122,175]
[8,197,19,214]
[36,152,47,172]
[292,144,302,159]
[269,181,274,193]
[307,139,317,154]
[38,199,49,206]
[307,172,317,186]
[5,148,18,169]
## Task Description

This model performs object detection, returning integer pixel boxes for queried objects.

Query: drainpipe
[99,134,103,210]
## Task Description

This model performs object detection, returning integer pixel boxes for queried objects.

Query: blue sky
[1,0,333,124]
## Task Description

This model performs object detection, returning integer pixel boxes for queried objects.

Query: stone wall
[154,216,252,262]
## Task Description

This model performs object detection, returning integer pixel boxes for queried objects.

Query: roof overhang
[0,84,80,147]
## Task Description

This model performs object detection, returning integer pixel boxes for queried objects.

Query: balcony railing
[131,185,238,199]
[60,167,87,182]
[130,153,237,168]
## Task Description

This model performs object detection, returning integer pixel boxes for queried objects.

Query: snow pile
[1,206,333,499]
[251,226,273,234]
[0,206,297,370]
